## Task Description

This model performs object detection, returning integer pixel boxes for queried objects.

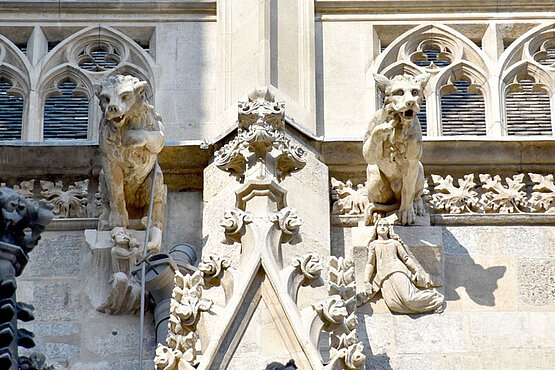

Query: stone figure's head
[95,75,148,127]
[374,73,429,120]
[369,217,397,242]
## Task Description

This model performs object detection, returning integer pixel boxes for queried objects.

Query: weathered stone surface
[163,191,202,253]
[20,232,83,277]
[393,313,467,353]
[20,322,80,360]
[25,280,82,322]
[517,258,555,307]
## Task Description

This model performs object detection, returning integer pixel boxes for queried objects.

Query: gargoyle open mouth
[401,109,414,119]
[112,115,124,123]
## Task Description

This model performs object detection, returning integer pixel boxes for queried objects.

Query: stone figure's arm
[363,113,394,164]
[364,244,376,284]
[122,129,165,153]
[396,241,419,273]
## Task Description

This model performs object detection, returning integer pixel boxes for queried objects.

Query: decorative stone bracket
[214,87,307,181]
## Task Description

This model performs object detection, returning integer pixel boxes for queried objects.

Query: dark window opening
[43,79,89,140]
[0,78,23,140]
[506,79,552,136]
[416,97,427,136]
[441,79,486,136]
[413,48,452,68]
[78,47,120,71]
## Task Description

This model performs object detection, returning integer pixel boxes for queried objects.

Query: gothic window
[77,41,121,72]
[505,77,552,136]
[43,79,89,140]
[0,77,23,140]
[440,79,486,136]
[416,97,427,136]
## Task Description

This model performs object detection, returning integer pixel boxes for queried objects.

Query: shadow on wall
[356,314,393,370]
[266,359,297,369]
[442,228,506,307]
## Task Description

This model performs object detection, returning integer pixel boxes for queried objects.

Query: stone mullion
[427,88,442,136]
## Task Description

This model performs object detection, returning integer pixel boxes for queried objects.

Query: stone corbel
[282,252,323,304]
[268,207,302,243]
[198,254,234,305]
[220,208,253,243]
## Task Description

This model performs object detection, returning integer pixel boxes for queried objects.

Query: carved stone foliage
[430,174,480,214]
[312,256,365,370]
[269,207,302,242]
[214,87,306,181]
[292,253,323,281]
[2,179,92,218]
[479,174,527,213]
[198,254,230,281]
[220,208,252,243]
[332,172,555,218]
[154,270,213,370]
[529,173,555,213]
[40,180,89,218]
[330,178,368,216]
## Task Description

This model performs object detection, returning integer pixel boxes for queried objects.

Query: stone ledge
[332,213,555,227]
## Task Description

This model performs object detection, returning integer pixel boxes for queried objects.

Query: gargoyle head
[95,75,148,128]
[374,73,429,121]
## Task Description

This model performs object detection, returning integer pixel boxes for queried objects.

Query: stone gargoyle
[96,75,166,251]
[363,73,429,225]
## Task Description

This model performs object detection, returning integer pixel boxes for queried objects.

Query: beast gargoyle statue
[363,73,429,225]
[96,75,166,251]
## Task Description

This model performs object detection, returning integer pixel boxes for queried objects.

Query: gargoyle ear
[134,81,148,97]
[414,73,430,89]
[93,84,102,98]
[373,74,390,93]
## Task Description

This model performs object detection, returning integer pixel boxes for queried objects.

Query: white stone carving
[98,227,143,315]
[330,178,368,216]
[479,174,527,213]
[198,254,231,281]
[363,73,429,225]
[269,207,302,242]
[364,218,444,314]
[292,253,323,281]
[214,87,306,181]
[311,256,365,369]
[154,270,213,370]
[430,174,479,214]
[40,180,89,218]
[529,173,555,213]
[2,180,35,200]
[220,208,252,243]
[96,75,166,252]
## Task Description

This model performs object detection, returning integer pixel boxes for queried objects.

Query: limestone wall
[333,225,555,370]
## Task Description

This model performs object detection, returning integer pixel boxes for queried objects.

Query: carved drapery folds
[332,172,555,218]
[154,270,213,370]
[214,87,306,181]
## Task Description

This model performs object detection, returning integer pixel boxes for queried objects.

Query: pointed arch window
[0,77,23,140]
[43,79,89,140]
[440,79,486,135]
[505,76,552,136]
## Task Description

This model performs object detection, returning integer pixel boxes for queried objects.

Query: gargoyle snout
[405,100,415,107]
[108,105,118,114]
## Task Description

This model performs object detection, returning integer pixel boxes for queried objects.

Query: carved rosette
[155,270,213,370]
[269,207,302,242]
[214,87,306,180]
[292,253,323,281]
[220,208,253,242]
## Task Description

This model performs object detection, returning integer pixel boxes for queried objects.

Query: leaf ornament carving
[292,252,323,280]
[338,342,366,370]
[479,174,527,213]
[330,178,369,216]
[220,208,253,242]
[529,173,555,213]
[198,254,231,280]
[430,174,479,213]
[269,207,302,240]
[312,295,348,327]
[40,180,89,218]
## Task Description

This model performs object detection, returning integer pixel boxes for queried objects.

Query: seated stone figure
[95,74,166,252]
[364,218,444,314]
